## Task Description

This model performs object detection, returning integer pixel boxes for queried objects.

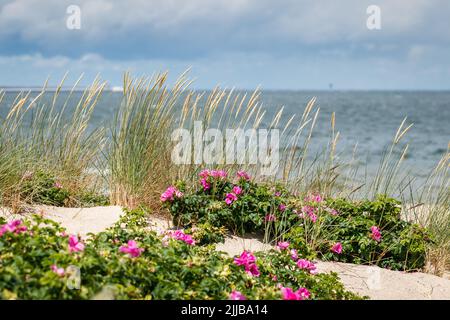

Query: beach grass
[0,71,448,275]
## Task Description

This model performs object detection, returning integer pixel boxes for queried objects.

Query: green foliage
[21,170,70,206]
[0,210,360,300]
[165,174,431,271]
[167,177,289,235]
[20,169,109,207]
[77,191,110,207]
[288,195,431,271]
[186,222,227,246]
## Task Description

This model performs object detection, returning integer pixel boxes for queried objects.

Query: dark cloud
[0,0,449,89]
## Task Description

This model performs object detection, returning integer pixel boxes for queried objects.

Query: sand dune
[1,205,449,300]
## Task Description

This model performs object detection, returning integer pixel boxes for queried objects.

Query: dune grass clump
[0,76,107,209]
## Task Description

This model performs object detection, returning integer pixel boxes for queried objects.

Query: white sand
[1,205,449,300]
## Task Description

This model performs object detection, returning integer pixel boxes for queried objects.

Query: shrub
[163,170,431,271]
[0,210,360,300]
[19,169,109,207]
[165,170,290,234]
[306,196,432,271]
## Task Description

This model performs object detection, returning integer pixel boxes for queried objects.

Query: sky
[0,0,449,90]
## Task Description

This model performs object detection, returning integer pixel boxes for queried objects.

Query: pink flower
[199,169,211,179]
[276,241,290,250]
[200,178,211,190]
[51,265,65,277]
[119,240,144,258]
[210,170,227,179]
[296,259,317,274]
[274,191,282,197]
[229,290,246,300]
[331,242,343,254]
[305,194,322,203]
[245,263,261,277]
[160,186,183,202]
[0,220,28,236]
[294,209,305,219]
[280,286,311,300]
[272,274,278,281]
[371,226,382,242]
[68,235,85,253]
[234,251,256,267]
[297,287,311,300]
[326,207,338,216]
[301,206,317,222]
[166,229,196,245]
[290,249,299,261]
[232,186,242,195]
[225,192,238,205]
[265,214,276,222]
[54,181,63,189]
[278,204,286,212]
[234,251,260,277]
[237,171,251,181]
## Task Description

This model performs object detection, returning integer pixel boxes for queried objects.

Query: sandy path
[1,205,449,300]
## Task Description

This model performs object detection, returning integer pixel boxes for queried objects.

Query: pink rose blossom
[234,251,260,277]
[160,186,183,202]
[280,286,311,300]
[229,290,246,300]
[166,229,196,245]
[371,226,382,242]
[278,204,286,212]
[296,259,317,274]
[276,241,290,250]
[326,207,338,216]
[200,178,211,190]
[68,235,85,253]
[265,214,276,222]
[225,192,238,205]
[51,265,65,277]
[199,169,211,179]
[232,186,243,195]
[331,242,343,254]
[210,170,227,179]
[119,240,144,257]
[236,171,250,181]
[274,191,281,197]
[54,181,63,189]
[305,194,322,203]
[290,249,299,261]
[301,206,317,222]
[0,220,28,236]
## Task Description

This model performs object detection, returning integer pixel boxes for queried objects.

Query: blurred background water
[1,90,449,182]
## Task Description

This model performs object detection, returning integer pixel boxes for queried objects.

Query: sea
[1,90,449,182]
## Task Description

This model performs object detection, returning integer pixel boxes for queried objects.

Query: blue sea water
[1,90,449,180]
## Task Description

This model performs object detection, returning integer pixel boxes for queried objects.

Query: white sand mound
[1,205,449,299]
[1,205,124,237]
[315,261,450,300]
[216,235,450,300]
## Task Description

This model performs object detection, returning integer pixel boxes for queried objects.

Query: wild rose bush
[163,170,291,234]
[19,169,108,207]
[162,170,431,271]
[0,211,360,300]
[303,196,431,271]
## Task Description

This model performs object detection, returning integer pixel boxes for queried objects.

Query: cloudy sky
[0,0,449,89]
